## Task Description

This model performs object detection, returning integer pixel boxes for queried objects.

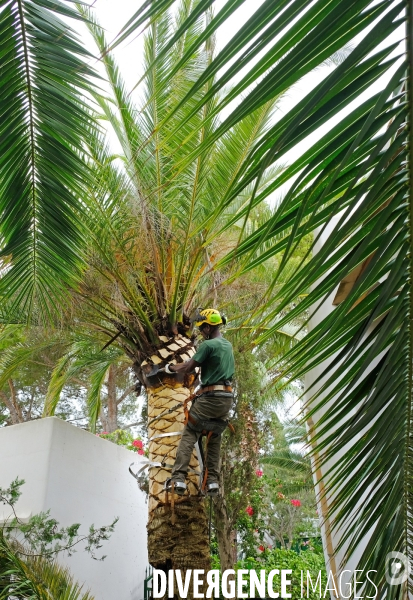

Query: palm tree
[0,0,293,569]
[114,0,409,595]
[57,2,282,574]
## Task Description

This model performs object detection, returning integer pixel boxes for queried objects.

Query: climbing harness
[147,384,233,428]
[130,383,235,531]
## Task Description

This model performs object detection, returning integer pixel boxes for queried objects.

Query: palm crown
[77,3,280,365]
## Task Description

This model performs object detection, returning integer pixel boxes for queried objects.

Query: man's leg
[171,424,200,483]
[191,394,232,493]
[171,394,232,488]
[205,433,221,485]
[192,394,232,490]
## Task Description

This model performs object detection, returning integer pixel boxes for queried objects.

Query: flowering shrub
[236,548,327,600]
[97,429,147,456]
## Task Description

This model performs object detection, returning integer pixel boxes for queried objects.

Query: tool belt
[183,384,235,436]
[199,384,233,394]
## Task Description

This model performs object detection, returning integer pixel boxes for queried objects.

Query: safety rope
[170,482,176,524]
[147,397,191,428]
[209,497,213,544]
[129,461,201,479]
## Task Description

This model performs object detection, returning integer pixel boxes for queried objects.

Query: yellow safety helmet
[194,308,224,327]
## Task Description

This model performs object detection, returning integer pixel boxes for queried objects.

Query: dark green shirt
[193,337,235,386]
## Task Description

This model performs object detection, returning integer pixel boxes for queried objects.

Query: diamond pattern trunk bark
[136,334,210,579]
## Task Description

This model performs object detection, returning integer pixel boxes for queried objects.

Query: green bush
[98,429,147,455]
[236,548,327,600]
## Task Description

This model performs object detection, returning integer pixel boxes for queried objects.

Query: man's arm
[169,359,199,374]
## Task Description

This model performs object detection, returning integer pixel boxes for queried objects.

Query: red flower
[137,449,144,455]
[255,469,263,477]
[258,545,265,552]
[101,432,109,435]
[246,506,254,516]
[133,440,143,449]
[291,499,301,507]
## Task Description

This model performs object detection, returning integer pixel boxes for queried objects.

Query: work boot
[164,478,187,496]
[206,482,219,497]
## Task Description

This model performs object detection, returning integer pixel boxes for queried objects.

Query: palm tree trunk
[214,496,236,571]
[0,380,24,424]
[106,365,118,433]
[134,335,211,583]
[146,381,210,573]
[0,390,21,424]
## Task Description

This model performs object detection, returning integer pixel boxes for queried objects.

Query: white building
[305,218,377,598]
[0,417,149,600]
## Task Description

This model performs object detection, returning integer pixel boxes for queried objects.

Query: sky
[76,0,404,207]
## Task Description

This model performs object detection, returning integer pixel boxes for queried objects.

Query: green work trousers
[171,393,233,485]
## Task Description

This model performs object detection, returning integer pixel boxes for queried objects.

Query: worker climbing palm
[164,309,235,497]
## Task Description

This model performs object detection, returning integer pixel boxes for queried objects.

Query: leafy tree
[213,342,268,570]
[261,422,318,550]
[236,548,327,600]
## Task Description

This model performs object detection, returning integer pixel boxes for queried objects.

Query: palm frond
[262,450,310,473]
[0,0,97,319]
[0,530,94,599]
[44,339,124,432]
[0,325,64,392]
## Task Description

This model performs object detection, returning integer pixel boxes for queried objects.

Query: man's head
[195,308,227,339]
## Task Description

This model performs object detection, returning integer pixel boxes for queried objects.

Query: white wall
[0,417,149,600]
